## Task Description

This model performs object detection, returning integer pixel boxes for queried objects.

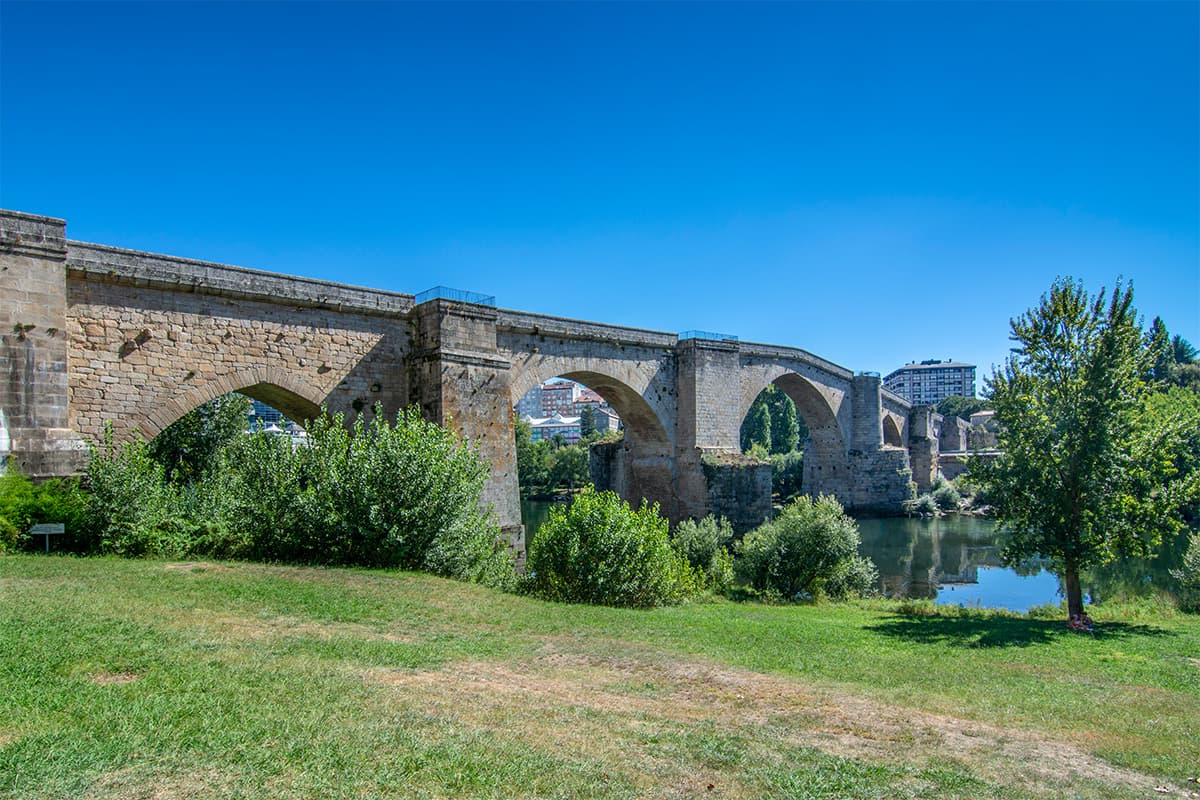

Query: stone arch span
[739,368,851,499]
[882,414,903,447]
[508,358,673,452]
[508,359,676,517]
[135,366,324,441]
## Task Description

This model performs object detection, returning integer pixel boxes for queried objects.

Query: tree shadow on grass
[866,613,1174,649]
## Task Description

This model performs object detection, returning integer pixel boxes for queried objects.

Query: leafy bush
[932,482,961,511]
[0,471,92,551]
[671,515,735,594]
[1171,531,1200,613]
[903,493,939,516]
[192,407,513,585]
[85,430,191,557]
[526,487,699,608]
[769,451,804,501]
[0,515,20,554]
[734,495,877,601]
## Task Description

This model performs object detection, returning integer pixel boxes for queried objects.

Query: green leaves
[734,494,876,601]
[526,487,700,608]
[973,277,1200,617]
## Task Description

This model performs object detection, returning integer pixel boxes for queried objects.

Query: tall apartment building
[540,380,580,416]
[514,385,543,418]
[884,360,976,406]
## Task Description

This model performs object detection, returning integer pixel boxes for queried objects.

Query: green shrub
[0,471,92,551]
[1171,531,1200,613]
[85,430,191,558]
[191,407,513,585]
[0,515,20,554]
[932,482,961,511]
[526,487,699,608]
[734,495,877,601]
[904,493,939,516]
[671,515,735,594]
[769,451,804,501]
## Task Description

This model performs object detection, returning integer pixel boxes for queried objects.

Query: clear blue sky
[2,1,1197,389]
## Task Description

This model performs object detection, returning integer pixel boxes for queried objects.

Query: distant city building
[514,384,544,418]
[514,379,623,432]
[884,360,976,406]
[593,407,620,434]
[541,380,580,416]
[526,413,582,444]
[248,399,283,429]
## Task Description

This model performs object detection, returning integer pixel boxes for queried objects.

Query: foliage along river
[521,498,1188,612]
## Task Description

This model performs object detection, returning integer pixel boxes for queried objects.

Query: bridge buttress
[675,338,771,533]
[410,298,524,557]
[0,211,86,477]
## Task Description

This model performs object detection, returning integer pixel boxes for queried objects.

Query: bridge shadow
[866,612,1173,649]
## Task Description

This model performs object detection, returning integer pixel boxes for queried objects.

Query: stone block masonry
[2,207,939,537]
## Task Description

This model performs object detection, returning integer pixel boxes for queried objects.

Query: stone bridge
[2,209,955,553]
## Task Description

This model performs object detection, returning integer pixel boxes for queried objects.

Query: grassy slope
[1,555,1197,799]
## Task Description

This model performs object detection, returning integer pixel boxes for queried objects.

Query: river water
[521,499,1188,612]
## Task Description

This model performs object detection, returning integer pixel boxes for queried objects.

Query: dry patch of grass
[365,638,1154,799]
[82,767,229,800]
[87,671,141,686]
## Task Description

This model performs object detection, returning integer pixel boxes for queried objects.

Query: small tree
[149,394,253,483]
[972,278,1200,621]
[765,385,800,454]
[579,405,597,438]
[741,399,771,453]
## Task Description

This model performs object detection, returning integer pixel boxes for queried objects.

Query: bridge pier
[0,211,85,478]
[411,297,525,555]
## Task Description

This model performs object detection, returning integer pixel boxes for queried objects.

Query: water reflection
[858,516,1188,611]
[523,498,1189,612]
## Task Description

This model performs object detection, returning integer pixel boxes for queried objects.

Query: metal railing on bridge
[415,286,496,306]
[678,330,739,342]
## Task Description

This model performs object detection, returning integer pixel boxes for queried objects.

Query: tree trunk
[1064,566,1085,620]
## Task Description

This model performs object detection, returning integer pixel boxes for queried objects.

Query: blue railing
[414,286,496,306]
[678,330,738,342]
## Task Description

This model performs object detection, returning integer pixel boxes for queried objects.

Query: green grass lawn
[2,555,1198,799]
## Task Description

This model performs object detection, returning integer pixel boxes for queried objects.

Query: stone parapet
[496,309,675,349]
[68,242,414,317]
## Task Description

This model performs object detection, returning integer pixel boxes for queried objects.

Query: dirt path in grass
[368,638,1165,799]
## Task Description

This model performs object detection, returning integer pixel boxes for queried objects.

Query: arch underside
[508,356,673,453]
[769,372,849,480]
[882,414,903,447]
[137,366,325,441]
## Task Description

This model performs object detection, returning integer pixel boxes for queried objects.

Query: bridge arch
[136,366,324,441]
[508,358,672,450]
[739,368,851,499]
[882,414,903,447]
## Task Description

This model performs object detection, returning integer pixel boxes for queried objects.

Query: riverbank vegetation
[3,554,1197,799]
[970,279,1200,621]
[1,407,515,588]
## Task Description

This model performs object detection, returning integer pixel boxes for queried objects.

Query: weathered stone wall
[938,415,971,452]
[413,299,522,549]
[907,406,940,493]
[3,207,927,521]
[701,453,772,534]
[0,211,85,477]
[64,244,412,444]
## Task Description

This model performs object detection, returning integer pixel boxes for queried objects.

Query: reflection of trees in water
[858,517,1004,600]
[858,516,1192,604]
[1081,527,1191,602]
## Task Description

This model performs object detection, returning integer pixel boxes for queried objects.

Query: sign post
[29,523,65,554]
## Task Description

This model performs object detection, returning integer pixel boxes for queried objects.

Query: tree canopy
[972,278,1200,621]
